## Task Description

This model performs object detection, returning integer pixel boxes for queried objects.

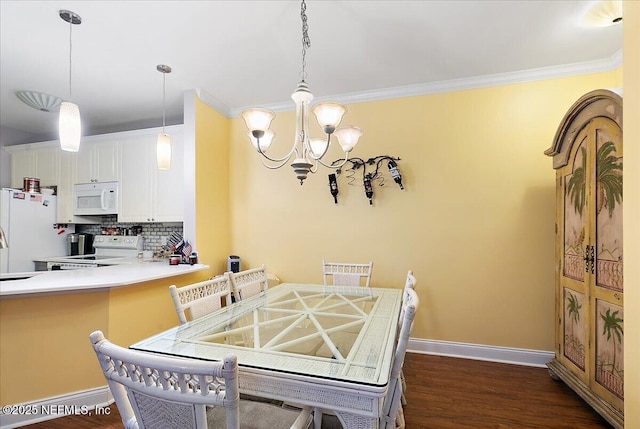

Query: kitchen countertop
[0,258,209,297]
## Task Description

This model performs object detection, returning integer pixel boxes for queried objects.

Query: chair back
[169,275,233,325]
[399,270,417,326]
[89,330,239,429]
[404,270,416,291]
[228,265,268,301]
[322,260,373,287]
[381,288,418,429]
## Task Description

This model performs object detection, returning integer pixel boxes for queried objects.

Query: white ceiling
[0,0,622,145]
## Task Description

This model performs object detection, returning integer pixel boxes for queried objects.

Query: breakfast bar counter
[0,259,209,297]
[1,258,212,425]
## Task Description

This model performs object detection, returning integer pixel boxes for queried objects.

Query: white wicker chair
[169,275,233,325]
[314,287,418,429]
[399,270,417,406]
[89,330,312,429]
[380,288,419,429]
[322,260,373,287]
[228,265,268,301]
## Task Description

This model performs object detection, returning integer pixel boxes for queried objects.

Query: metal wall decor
[329,156,404,205]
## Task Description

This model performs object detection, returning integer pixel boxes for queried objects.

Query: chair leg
[313,407,322,429]
[395,405,405,429]
[400,370,407,406]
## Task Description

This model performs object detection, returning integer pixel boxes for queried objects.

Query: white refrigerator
[0,188,74,273]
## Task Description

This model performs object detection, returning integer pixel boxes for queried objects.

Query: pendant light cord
[68,19,73,101]
[162,72,166,133]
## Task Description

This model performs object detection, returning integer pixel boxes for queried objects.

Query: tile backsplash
[77,217,183,253]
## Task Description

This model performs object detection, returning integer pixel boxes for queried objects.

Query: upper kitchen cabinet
[74,140,119,184]
[119,125,184,223]
[9,145,59,188]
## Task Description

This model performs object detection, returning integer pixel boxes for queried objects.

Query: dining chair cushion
[207,401,311,429]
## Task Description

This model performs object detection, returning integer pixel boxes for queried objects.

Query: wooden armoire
[545,89,624,428]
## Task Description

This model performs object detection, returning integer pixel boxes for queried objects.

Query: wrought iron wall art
[328,156,403,205]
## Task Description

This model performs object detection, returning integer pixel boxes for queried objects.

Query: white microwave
[73,182,119,215]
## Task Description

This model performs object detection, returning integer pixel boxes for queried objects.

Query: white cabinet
[56,150,76,223]
[10,146,59,188]
[119,126,184,223]
[74,141,119,184]
[8,125,184,225]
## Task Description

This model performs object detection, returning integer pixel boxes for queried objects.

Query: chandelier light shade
[58,10,82,152]
[334,126,363,153]
[241,0,362,185]
[59,101,81,152]
[156,64,172,170]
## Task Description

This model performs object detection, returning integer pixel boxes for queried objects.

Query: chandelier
[241,0,363,185]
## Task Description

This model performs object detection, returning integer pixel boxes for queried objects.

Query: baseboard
[408,338,554,368]
[0,387,113,429]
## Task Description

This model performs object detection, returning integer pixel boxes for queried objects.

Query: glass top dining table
[131,283,403,387]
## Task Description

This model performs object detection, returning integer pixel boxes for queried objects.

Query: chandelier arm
[317,153,350,169]
[259,154,295,170]
[309,158,319,174]
[255,141,298,164]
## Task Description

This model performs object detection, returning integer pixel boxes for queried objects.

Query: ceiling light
[58,9,82,152]
[157,64,172,170]
[15,91,63,112]
[583,1,623,27]
[241,0,363,185]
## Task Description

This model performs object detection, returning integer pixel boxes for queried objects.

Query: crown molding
[226,50,622,118]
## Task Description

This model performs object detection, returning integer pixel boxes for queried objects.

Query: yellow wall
[623,1,639,426]
[193,96,231,276]
[0,292,109,404]
[229,71,620,351]
[0,273,205,406]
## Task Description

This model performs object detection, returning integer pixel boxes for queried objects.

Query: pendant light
[58,10,82,152]
[156,64,172,170]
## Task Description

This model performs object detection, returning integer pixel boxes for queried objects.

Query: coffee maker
[67,233,95,256]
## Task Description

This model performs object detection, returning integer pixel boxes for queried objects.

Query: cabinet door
[94,142,119,182]
[57,151,75,223]
[75,142,119,183]
[34,148,59,187]
[119,136,152,222]
[153,132,184,222]
[10,151,35,188]
[74,143,94,184]
[589,117,623,410]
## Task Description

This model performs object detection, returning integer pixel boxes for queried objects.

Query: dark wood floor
[22,353,613,428]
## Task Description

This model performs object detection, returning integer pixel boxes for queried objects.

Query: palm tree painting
[566,140,623,217]
[563,290,585,369]
[567,145,587,216]
[596,139,623,292]
[596,141,623,217]
[596,301,624,398]
[563,141,586,281]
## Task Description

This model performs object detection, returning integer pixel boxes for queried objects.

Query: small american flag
[181,241,192,259]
